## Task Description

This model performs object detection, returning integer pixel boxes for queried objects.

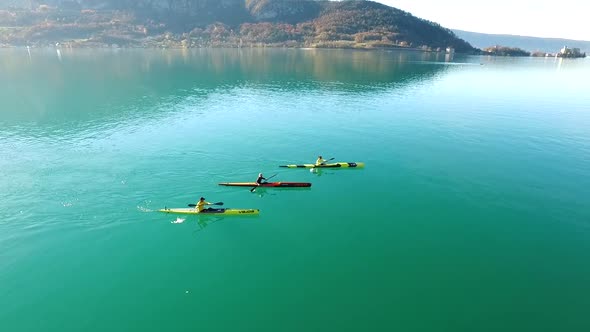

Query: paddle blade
[188,204,196,207]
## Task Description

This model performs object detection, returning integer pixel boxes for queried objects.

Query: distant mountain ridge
[0,0,475,52]
[453,29,590,53]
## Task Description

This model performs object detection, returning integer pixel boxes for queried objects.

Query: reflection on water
[194,216,223,234]
[310,168,327,177]
[250,187,275,197]
[0,48,449,128]
[248,186,313,197]
[191,214,260,236]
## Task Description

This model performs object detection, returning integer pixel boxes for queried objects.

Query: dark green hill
[0,0,475,52]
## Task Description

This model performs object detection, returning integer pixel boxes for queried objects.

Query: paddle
[250,173,278,192]
[187,202,224,207]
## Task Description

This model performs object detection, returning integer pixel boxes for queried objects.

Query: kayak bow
[159,208,259,215]
[279,162,364,168]
[219,182,311,187]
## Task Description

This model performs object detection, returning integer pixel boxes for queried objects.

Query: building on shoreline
[557,46,586,58]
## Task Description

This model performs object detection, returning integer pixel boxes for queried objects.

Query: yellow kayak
[158,208,259,215]
[279,162,364,168]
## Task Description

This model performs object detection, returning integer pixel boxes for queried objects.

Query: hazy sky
[375,0,589,40]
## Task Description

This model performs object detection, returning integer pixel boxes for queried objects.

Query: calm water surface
[1,48,589,331]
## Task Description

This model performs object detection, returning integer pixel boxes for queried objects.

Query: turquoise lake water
[1,48,589,331]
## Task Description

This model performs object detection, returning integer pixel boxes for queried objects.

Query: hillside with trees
[0,0,476,52]
[483,46,530,57]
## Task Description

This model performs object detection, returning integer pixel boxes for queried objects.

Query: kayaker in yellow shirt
[196,197,212,212]
[315,155,327,166]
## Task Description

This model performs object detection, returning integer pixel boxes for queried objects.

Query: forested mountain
[0,0,475,52]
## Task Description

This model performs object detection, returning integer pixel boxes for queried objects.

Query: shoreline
[4,44,585,58]
[0,43,465,55]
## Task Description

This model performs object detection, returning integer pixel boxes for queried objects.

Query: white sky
[374,0,589,40]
